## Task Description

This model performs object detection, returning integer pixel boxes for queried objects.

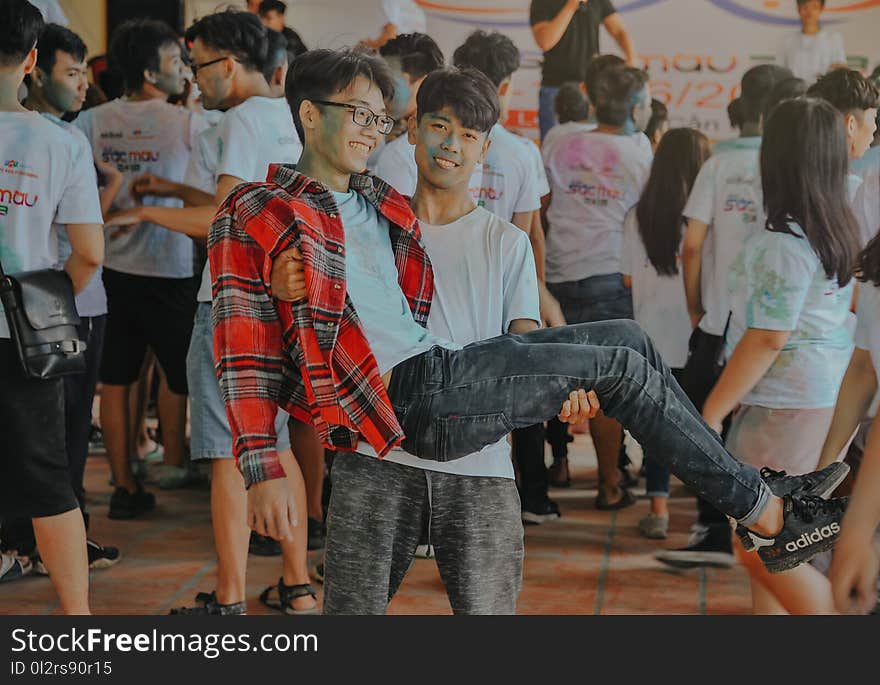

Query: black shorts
[100,269,198,394]
[0,340,79,519]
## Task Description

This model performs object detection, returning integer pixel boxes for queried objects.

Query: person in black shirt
[258,0,307,57]
[530,0,636,139]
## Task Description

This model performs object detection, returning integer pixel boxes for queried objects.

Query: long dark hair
[635,128,712,276]
[761,97,859,287]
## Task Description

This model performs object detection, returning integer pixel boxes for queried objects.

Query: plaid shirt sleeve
[208,183,290,486]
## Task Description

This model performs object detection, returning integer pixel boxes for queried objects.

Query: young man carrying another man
[209,48,852,614]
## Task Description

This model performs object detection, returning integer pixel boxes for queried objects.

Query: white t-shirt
[544,130,652,283]
[0,111,101,338]
[28,0,67,25]
[621,210,690,369]
[543,121,652,167]
[854,281,880,419]
[777,29,846,84]
[853,147,880,247]
[726,222,854,409]
[380,0,427,33]
[373,123,544,222]
[74,98,209,278]
[41,113,106,318]
[359,206,540,477]
[195,96,302,302]
[683,137,763,336]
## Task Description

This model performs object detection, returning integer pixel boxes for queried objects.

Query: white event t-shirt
[853,147,880,247]
[359,206,540,478]
[380,0,427,33]
[777,29,846,83]
[544,129,652,283]
[41,113,105,317]
[195,96,302,302]
[0,111,101,338]
[726,222,854,409]
[620,210,690,369]
[74,98,208,278]
[683,136,763,336]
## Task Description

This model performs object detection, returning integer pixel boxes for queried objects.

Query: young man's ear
[498,78,511,99]
[22,46,38,76]
[845,112,858,151]
[479,135,492,163]
[407,114,418,145]
[299,99,320,135]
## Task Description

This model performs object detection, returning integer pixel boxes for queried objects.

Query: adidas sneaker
[748,494,847,574]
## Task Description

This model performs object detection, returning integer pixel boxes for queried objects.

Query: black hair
[739,64,793,124]
[797,0,825,6]
[584,54,624,104]
[592,65,648,127]
[762,97,858,287]
[285,48,395,141]
[727,97,743,129]
[185,9,268,73]
[259,0,286,16]
[0,0,44,67]
[761,76,807,123]
[807,68,880,116]
[261,28,287,84]
[452,30,519,88]
[36,24,87,75]
[645,98,669,141]
[380,33,444,81]
[109,19,180,92]
[416,66,500,133]
[554,82,588,124]
[636,128,712,276]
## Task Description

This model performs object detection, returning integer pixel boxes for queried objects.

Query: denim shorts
[547,273,634,325]
[186,303,290,460]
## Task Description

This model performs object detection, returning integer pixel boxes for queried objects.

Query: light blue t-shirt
[332,189,458,374]
[726,222,854,409]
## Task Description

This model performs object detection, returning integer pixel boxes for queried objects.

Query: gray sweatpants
[323,453,524,615]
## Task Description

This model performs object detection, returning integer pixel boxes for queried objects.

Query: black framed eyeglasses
[190,56,229,78]
[311,100,396,135]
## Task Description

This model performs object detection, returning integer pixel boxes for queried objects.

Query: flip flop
[0,552,32,583]
[259,578,319,615]
[595,488,637,511]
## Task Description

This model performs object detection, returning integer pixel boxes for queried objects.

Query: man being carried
[209,49,851,597]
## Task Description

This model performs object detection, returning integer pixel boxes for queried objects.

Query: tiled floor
[0,433,751,615]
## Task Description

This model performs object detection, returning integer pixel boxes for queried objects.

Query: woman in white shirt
[703,97,860,614]
[622,127,711,539]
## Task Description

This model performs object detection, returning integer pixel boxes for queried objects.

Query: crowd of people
[1,0,879,616]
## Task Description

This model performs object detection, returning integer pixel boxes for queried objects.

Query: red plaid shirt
[208,164,434,487]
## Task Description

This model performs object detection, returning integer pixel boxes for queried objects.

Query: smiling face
[305,74,387,175]
[410,105,491,191]
[40,49,88,113]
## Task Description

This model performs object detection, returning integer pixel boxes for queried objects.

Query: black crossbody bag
[0,256,86,379]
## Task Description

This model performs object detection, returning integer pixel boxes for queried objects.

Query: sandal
[169,591,246,615]
[249,531,281,557]
[595,488,637,511]
[260,578,319,615]
[0,551,32,583]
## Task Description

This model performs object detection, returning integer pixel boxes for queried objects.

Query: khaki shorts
[725,404,835,476]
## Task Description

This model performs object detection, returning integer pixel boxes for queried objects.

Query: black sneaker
[521,497,561,525]
[655,524,735,569]
[87,539,121,570]
[248,531,281,556]
[736,462,850,551]
[748,494,848,574]
[307,517,326,551]
[108,484,156,520]
[170,591,246,615]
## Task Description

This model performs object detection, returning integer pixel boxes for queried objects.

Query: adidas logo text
[784,523,840,552]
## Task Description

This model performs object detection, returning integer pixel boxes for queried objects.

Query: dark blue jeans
[388,320,771,525]
[539,85,560,141]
